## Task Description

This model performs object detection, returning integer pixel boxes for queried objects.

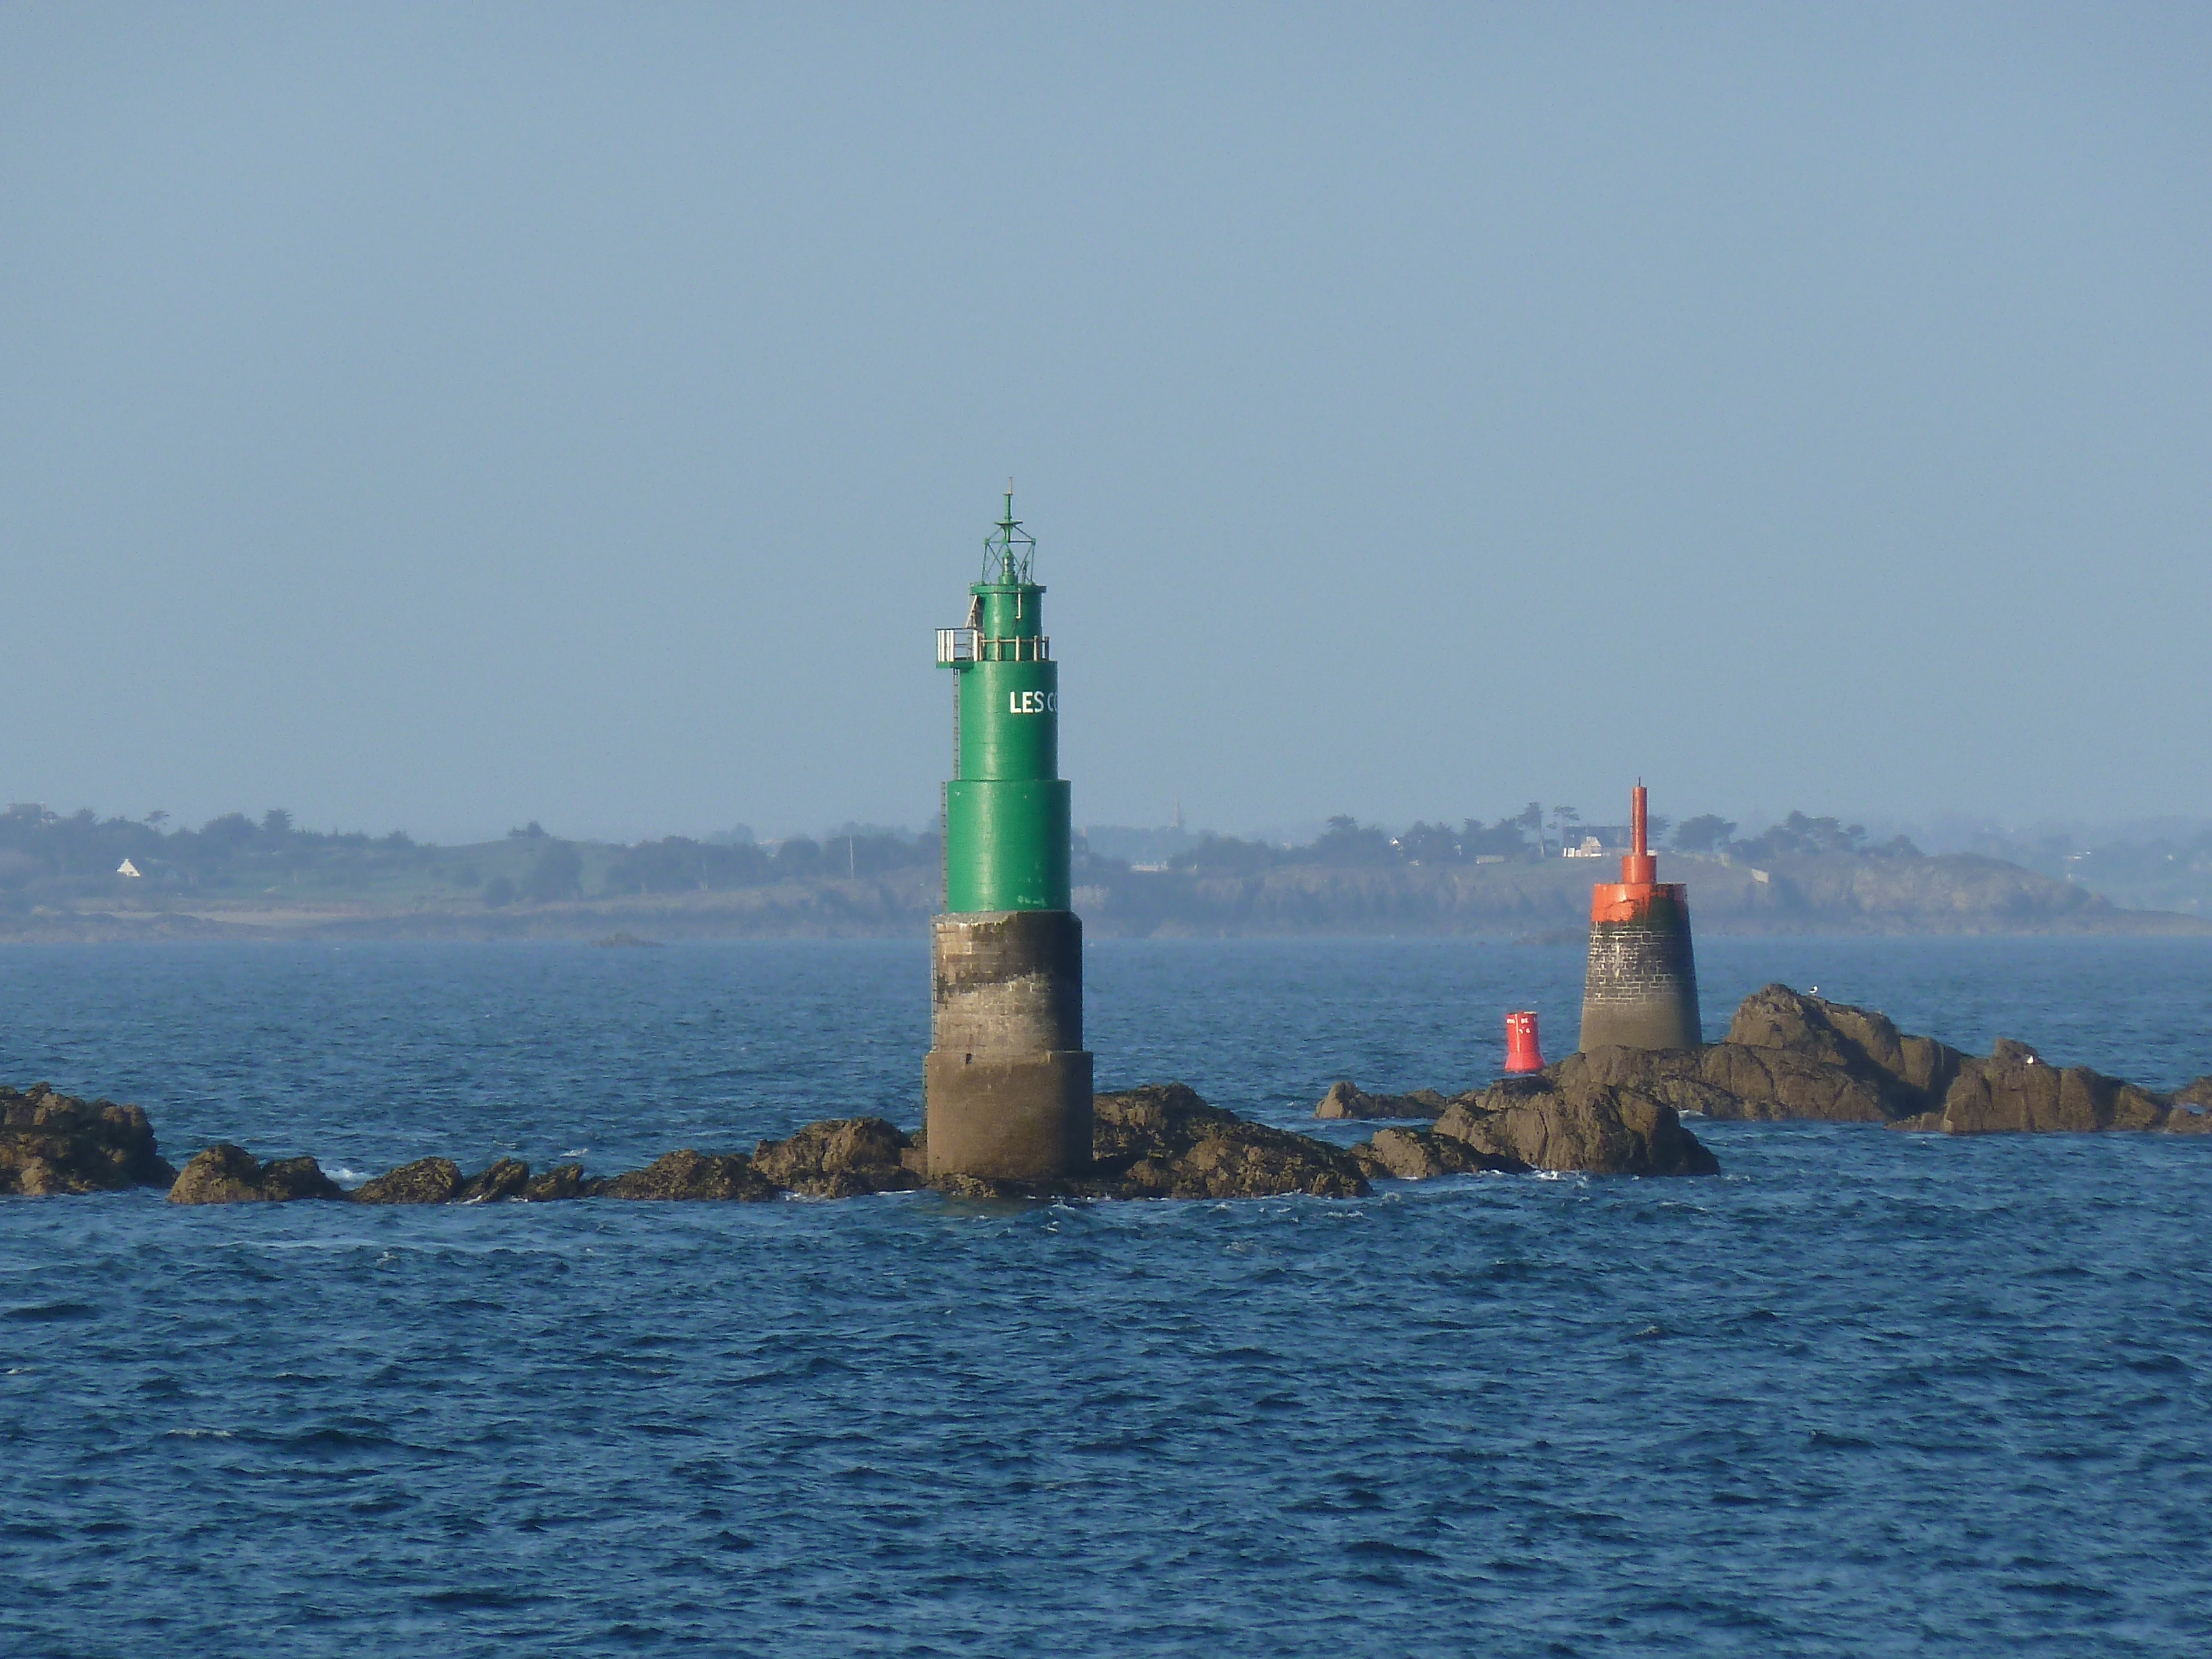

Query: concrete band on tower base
[926,910,1093,1180]
[1580,909,1702,1052]
[924,1051,1094,1178]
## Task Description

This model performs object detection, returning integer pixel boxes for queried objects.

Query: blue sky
[2,3,2205,843]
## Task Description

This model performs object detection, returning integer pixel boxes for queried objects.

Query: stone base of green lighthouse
[924,910,1093,1180]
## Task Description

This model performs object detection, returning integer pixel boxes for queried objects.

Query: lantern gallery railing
[936,628,1051,665]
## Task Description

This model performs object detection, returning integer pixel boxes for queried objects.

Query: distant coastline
[3,803,2204,942]
[5,848,2205,942]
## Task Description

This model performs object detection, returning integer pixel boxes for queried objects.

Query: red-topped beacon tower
[1578,782,1702,1051]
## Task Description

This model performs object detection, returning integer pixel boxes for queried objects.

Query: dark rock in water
[1697,1042,1895,1122]
[1352,1126,1526,1181]
[1565,1046,1740,1118]
[168,1144,344,1204]
[1088,1083,1370,1199]
[1431,1065,1719,1177]
[523,1162,592,1200]
[353,1157,465,1204]
[1725,984,1966,1112]
[1313,1080,1451,1120]
[460,1158,531,1203]
[598,1149,779,1201]
[933,1084,1371,1201]
[1569,987,1979,1127]
[753,1117,919,1198]
[1576,1042,1897,1124]
[1,1084,176,1196]
[2162,1079,2212,1135]
[1893,1041,2173,1136]
[1681,986,2203,1136]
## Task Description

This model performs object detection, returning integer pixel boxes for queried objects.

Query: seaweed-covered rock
[1089,1083,1370,1199]
[1433,1070,1718,1177]
[598,1149,779,1201]
[353,1157,465,1204]
[523,1162,593,1200]
[1313,1081,1450,1120]
[2160,1079,2212,1135]
[168,1144,345,1204]
[1352,1125,1526,1181]
[933,1084,1371,1200]
[0,1084,176,1196]
[460,1158,531,1203]
[752,1117,919,1197]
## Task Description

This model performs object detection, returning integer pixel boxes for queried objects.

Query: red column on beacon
[1503,1010,1545,1074]
[1577,781,1702,1052]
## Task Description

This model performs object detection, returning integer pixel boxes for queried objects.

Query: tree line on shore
[1152,808,1921,874]
[8,798,2175,915]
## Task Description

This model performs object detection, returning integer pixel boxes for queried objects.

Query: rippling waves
[3,937,2209,1655]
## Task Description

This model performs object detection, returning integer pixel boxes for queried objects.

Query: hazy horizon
[5,5,2206,844]
[11,793,2210,860]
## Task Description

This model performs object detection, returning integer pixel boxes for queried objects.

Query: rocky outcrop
[1558,986,1963,1125]
[1572,1042,1895,1124]
[1317,988,1961,1133]
[1429,1066,1720,1177]
[2164,1078,2212,1135]
[143,1068,1704,1207]
[1724,984,1966,1113]
[1313,1081,1449,1120]
[597,1149,779,1201]
[1558,985,1966,1124]
[1890,1040,2177,1136]
[931,1084,1374,1201]
[1351,1126,1525,1181]
[1598,983,2207,1138]
[523,1162,592,1199]
[1,1084,176,1195]
[347,1154,594,1203]
[461,1158,531,1202]
[1087,1083,1371,1199]
[167,1144,344,1204]
[352,1157,466,1204]
[752,1117,919,1197]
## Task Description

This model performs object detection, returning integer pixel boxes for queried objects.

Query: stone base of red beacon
[1577,783,1702,1053]
[1579,885,1702,1051]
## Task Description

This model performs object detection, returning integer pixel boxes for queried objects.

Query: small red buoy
[1504,1010,1545,1074]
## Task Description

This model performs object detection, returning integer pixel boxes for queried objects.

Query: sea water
[1,937,2208,1656]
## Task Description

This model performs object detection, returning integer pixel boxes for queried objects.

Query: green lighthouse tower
[940,489,1071,912]
[924,489,1092,1180]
